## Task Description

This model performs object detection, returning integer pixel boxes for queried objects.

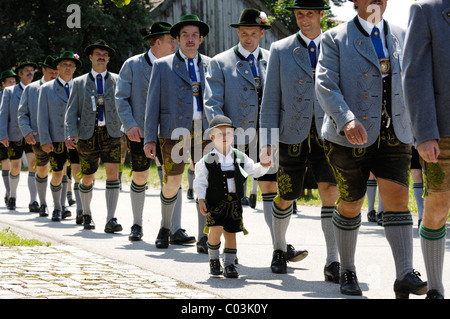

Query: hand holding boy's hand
[260,144,274,167]
[198,199,209,216]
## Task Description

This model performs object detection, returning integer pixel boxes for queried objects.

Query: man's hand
[259,144,274,167]
[417,139,440,163]
[126,126,143,143]
[41,143,53,153]
[343,120,368,145]
[143,141,156,159]
[25,132,37,145]
[65,137,78,150]
[0,139,9,148]
[198,199,209,216]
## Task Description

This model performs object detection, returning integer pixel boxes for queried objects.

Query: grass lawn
[0,228,51,247]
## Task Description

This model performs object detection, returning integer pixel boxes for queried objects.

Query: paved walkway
[0,172,448,300]
[0,244,216,299]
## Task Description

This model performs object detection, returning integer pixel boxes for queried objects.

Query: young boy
[194,115,271,278]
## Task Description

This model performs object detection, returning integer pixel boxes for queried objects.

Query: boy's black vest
[204,149,247,206]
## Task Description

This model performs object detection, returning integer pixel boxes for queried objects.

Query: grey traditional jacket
[115,51,153,134]
[316,17,413,148]
[402,0,450,145]
[0,84,25,142]
[204,45,269,144]
[144,51,211,144]
[18,78,45,143]
[260,34,325,146]
[65,71,121,140]
[38,79,71,144]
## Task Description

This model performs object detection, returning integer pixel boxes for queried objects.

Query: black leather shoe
[39,204,48,217]
[224,264,239,278]
[249,194,257,208]
[293,201,298,214]
[286,244,308,262]
[129,224,143,241]
[62,207,71,219]
[271,250,287,274]
[196,235,208,253]
[170,229,195,245]
[340,270,362,296]
[394,270,427,299]
[367,210,377,222]
[52,210,62,222]
[324,261,340,283]
[29,201,40,213]
[76,210,83,225]
[426,289,444,299]
[104,218,123,233]
[7,197,16,210]
[377,212,383,226]
[67,192,76,206]
[241,196,249,206]
[4,194,8,205]
[210,259,223,276]
[155,227,170,248]
[83,215,95,230]
[186,188,194,200]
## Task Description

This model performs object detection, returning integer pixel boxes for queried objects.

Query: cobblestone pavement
[0,244,217,299]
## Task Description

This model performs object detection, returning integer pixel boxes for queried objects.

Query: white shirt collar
[148,49,158,65]
[358,16,385,36]
[298,30,322,48]
[58,76,73,87]
[179,49,198,62]
[91,69,107,79]
[211,147,237,165]
[238,42,260,60]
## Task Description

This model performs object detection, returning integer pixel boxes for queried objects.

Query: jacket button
[364,73,369,78]
[243,104,248,108]
[179,116,183,120]
[243,120,247,124]
[296,116,300,120]
[298,80,303,85]
[297,98,302,102]
[179,102,183,106]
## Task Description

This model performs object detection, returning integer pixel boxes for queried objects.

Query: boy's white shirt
[193,147,270,200]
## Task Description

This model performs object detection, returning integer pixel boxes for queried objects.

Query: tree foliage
[265,0,347,33]
[0,0,154,77]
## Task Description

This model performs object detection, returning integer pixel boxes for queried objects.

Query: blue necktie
[371,27,385,59]
[96,74,104,121]
[308,41,317,69]
[247,54,258,77]
[188,59,201,112]
[64,83,70,97]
